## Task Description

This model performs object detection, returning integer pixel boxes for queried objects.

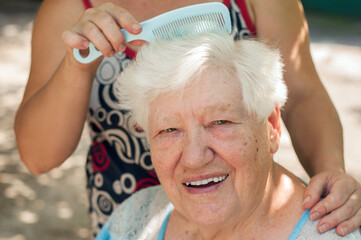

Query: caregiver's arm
[249,0,361,236]
[14,0,142,174]
[14,0,94,174]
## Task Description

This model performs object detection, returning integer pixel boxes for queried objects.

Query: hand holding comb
[73,2,232,64]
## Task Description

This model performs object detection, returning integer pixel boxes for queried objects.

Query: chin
[184,203,234,227]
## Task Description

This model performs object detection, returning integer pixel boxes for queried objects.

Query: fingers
[317,189,361,235]
[303,173,327,210]
[63,2,142,58]
[87,10,124,54]
[304,171,361,236]
[335,208,361,236]
[316,189,360,232]
[77,13,117,57]
[62,30,89,50]
[98,3,142,35]
[310,180,356,220]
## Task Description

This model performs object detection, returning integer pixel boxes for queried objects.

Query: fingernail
[108,50,115,57]
[81,41,89,49]
[341,226,347,236]
[318,223,329,233]
[132,23,142,30]
[118,45,126,52]
[303,196,310,205]
[310,211,319,220]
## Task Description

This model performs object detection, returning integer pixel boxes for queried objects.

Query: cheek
[238,134,272,190]
[150,144,180,183]
[232,139,270,200]
[150,147,183,204]
[210,127,257,167]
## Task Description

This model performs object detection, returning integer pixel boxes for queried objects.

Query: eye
[213,120,230,125]
[160,128,177,133]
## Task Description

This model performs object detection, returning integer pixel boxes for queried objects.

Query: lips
[183,174,229,188]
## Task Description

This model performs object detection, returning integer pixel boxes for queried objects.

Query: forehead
[184,69,242,106]
[151,69,245,117]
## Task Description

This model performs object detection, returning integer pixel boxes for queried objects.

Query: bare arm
[14,0,142,174]
[248,0,361,235]
[250,0,343,175]
[14,0,97,174]
[15,0,98,174]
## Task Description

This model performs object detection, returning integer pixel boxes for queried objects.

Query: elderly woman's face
[148,70,279,226]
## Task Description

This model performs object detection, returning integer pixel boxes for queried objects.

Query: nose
[180,127,214,169]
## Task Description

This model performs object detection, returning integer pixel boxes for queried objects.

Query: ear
[267,107,281,154]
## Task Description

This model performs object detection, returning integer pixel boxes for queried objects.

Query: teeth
[185,175,227,186]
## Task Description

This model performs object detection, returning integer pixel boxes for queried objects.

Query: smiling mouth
[183,174,229,188]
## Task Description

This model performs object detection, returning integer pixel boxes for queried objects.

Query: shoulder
[246,0,307,42]
[102,186,171,240]
[31,0,85,57]
[295,217,361,240]
[28,0,87,89]
[32,0,87,38]
[36,0,85,25]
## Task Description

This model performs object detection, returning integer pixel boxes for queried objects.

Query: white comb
[73,2,232,63]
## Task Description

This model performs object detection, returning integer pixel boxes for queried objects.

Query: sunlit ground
[0,2,360,240]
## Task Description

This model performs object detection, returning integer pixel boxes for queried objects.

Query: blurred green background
[302,0,361,18]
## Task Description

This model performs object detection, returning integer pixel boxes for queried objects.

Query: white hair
[115,33,287,132]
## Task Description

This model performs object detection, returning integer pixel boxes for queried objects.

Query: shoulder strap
[223,0,231,8]
[234,0,256,36]
[82,0,93,9]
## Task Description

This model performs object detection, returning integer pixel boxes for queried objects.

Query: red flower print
[91,140,111,172]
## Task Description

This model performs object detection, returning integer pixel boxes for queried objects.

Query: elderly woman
[96,33,361,240]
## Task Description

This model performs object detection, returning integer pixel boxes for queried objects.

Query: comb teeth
[152,13,229,41]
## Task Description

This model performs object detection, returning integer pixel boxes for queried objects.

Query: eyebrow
[198,101,241,116]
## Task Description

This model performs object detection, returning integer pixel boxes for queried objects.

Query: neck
[168,163,306,240]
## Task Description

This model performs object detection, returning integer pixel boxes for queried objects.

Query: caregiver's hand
[62,2,145,60]
[303,170,361,236]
